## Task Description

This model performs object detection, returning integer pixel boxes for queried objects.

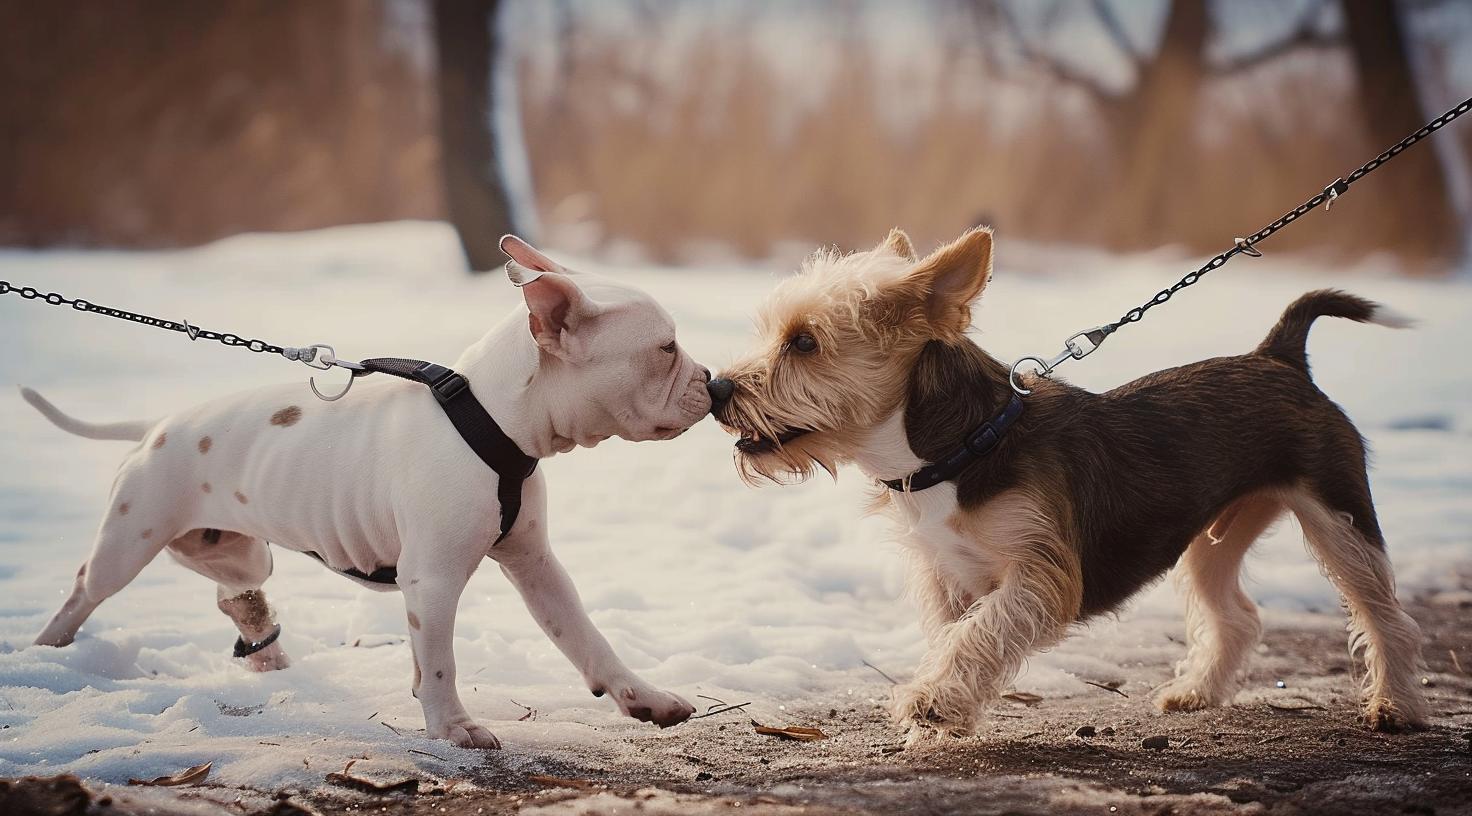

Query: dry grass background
[516,19,1469,269]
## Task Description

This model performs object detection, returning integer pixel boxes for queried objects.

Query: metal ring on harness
[1009,356,1051,396]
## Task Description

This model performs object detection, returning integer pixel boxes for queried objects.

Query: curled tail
[1256,289,1412,374]
[19,387,153,441]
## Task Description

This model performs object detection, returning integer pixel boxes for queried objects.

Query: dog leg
[891,561,1075,743]
[905,552,969,647]
[167,529,289,671]
[1285,486,1427,731]
[1156,494,1281,712]
[35,494,172,648]
[34,563,102,647]
[397,547,499,749]
[493,533,694,729]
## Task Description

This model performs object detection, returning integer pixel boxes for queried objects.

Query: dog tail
[1256,289,1412,374]
[19,387,152,441]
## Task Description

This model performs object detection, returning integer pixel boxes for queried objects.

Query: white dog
[22,236,710,748]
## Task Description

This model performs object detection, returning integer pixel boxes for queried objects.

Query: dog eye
[660,341,677,354]
[789,333,818,354]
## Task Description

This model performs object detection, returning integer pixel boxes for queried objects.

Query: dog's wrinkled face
[713,227,994,483]
[502,237,712,443]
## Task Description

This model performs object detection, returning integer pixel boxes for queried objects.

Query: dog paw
[890,680,975,739]
[613,684,695,728]
[1153,679,1217,713]
[429,720,502,749]
[243,642,291,672]
[1361,698,1424,733]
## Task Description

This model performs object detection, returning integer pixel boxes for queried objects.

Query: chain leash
[0,279,364,386]
[1009,94,1472,396]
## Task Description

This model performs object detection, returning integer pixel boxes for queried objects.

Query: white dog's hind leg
[1155,494,1281,712]
[492,530,695,728]
[167,529,290,671]
[35,563,102,647]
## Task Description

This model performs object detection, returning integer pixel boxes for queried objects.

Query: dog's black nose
[706,377,735,412]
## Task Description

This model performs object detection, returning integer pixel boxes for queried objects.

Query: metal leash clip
[279,344,366,402]
[1009,326,1112,396]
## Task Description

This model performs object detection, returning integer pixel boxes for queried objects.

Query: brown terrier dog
[707,227,1427,742]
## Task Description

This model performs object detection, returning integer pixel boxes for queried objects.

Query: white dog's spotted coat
[23,237,711,749]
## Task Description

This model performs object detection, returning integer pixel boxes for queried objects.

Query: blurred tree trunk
[433,0,525,272]
[1340,0,1458,259]
[1108,0,1209,248]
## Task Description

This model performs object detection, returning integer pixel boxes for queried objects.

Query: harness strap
[355,358,538,543]
[882,393,1024,492]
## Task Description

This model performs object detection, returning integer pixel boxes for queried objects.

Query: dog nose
[706,377,734,412]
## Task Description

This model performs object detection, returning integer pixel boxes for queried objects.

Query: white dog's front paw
[428,719,501,749]
[607,682,695,728]
[243,642,291,673]
[890,678,977,739]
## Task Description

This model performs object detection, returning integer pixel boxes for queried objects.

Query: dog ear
[908,227,993,337]
[875,227,916,261]
[500,235,565,279]
[518,272,598,359]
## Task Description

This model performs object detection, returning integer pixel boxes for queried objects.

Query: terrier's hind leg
[1284,485,1427,731]
[1156,493,1282,712]
[167,529,290,671]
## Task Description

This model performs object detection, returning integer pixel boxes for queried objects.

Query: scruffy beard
[717,392,866,486]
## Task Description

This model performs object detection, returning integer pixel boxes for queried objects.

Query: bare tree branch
[994,0,1123,103]
[1213,0,1339,76]
[1090,0,1142,65]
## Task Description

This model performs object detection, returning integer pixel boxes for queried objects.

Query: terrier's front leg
[399,563,500,749]
[892,562,1076,743]
[492,536,694,728]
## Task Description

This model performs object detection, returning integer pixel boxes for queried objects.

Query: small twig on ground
[380,721,404,736]
[862,660,899,686]
[697,694,727,705]
[407,748,448,762]
[258,742,281,746]
[1082,680,1129,698]
[1254,733,1290,746]
[1266,702,1326,712]
[1018,731,1043,740]
[992,712,1025,719]
[1451,649,1465,676]
[510,699,538,722]
[367,711,378,721]
[691,702,753,720]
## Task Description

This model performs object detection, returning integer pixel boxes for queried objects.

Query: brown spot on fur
[198,436,212,454]
[140,528,153,540]
[407,612,421,630]
[234,491,249,504]
[435,670,444,680]
[118,502,130,516]
[413,656,422,693]
[201,482,212,494]
[270,406,303,427]
[152,433,166,449]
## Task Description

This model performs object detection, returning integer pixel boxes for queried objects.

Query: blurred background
[3,0,1471,273]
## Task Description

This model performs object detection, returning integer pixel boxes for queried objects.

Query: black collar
[881,393,1024,492]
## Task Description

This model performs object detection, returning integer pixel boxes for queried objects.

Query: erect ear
[907,227,993,337]
[500,234,568,284]
[875,227,916,261]
[518,272,598,358]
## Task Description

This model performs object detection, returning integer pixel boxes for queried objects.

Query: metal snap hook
[310,368,355,402]
[1009,356,1051,396]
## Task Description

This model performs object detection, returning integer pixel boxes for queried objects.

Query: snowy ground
[0,222,1469,798]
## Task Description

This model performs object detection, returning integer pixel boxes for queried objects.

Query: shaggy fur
[712,227,1427,741]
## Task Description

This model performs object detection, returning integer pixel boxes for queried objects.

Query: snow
[0,221,1468,789]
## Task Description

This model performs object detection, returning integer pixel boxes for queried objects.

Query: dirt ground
[5,586,1470,816]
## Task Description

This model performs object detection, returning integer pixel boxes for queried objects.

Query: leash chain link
[1010,94,1472,395]
[0,279,327,364]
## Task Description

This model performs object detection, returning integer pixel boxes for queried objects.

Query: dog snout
[706,377,735,414]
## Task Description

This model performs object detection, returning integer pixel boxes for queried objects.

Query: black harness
[295,358,537,589]
[881,393,1024,492]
